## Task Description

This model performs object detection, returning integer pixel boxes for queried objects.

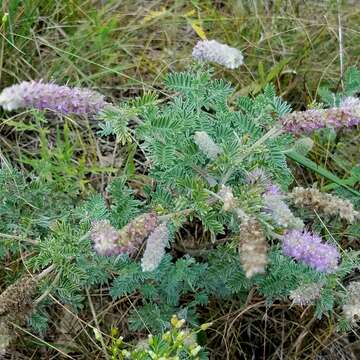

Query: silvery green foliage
[0,80,107,114]
[192,40,244,69]
[141,223,169,272]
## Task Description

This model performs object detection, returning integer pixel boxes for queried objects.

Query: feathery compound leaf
[344,66,360,96]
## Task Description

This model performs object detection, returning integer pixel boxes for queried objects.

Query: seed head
[91,213,159,257]
[239,217,268,278]
[289,186,359,223]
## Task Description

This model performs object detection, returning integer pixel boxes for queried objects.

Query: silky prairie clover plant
[94,67,358,289]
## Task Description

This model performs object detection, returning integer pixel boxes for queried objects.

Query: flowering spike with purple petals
[282,230,340,272]
[281,102,360,134]
[192,40,244,69]
[0,80,108,115]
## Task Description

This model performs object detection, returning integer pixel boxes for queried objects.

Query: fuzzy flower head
[90,220,123,256]
[90,213,159,257]
[343,281,360,323]
[0,80,107,115]
[289,282,323,306]
[141,223,169,272]
[218,185,236,212]
[282,230,340,272]
[340,96,360,108]
[239,217,268,278]
[192,40,244,69]
[193,131,222,160]
[245,168,272,187]
[263,190,304,230]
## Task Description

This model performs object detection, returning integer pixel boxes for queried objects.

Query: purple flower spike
[282,230,340,272]
[0,80,108,115]
[281,100,360,134]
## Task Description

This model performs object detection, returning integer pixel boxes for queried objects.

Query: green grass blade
[286,150,360,197]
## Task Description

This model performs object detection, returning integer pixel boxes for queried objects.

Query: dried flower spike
[141,223,169,272]
[282,230,340,272]
[0,276,38,354]
[192,40,244,69]
[281,103,360,134]
[91,213,159,257]
[0,276,37,319]
[193,131,222,160]
[343,281,360,323]
[289,187,359,223]
[0,80,108,115]
[239,217,268,278]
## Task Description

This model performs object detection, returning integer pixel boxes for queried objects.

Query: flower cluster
[289,186,359,223]
[141,223,169,272]
[218,185,236,212]
[340,96,360,108]
[90,220,123,256]
[263,187,304,230]
[192,39,244,69]
[90,213,159,256]
[193,131,222,160]
[289,282,323,306]
[0,80,107,115]
[245,168,272,187]
[281,97,360,134]
[239,217,268,278]
[282,230,340,272]
[343,281,360,323]
[108,315,209,359]
[0,276,38,354]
